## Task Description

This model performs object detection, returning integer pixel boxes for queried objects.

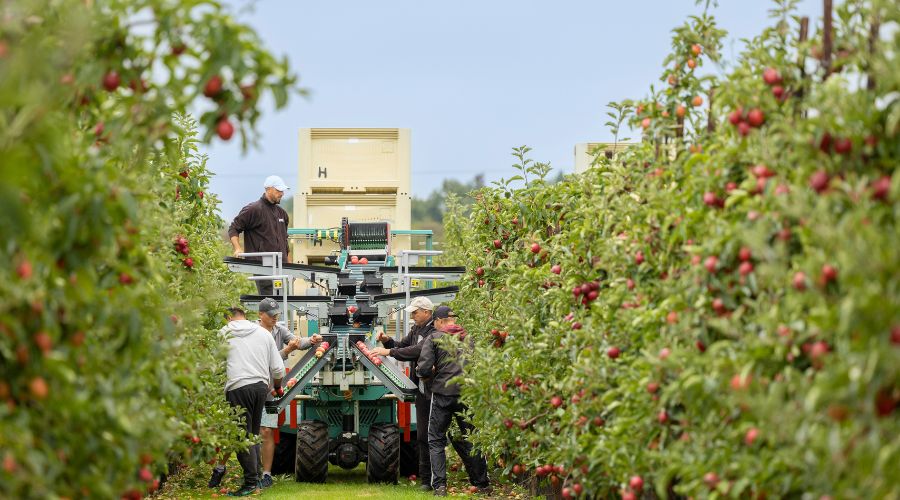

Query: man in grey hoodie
[209,299,323,489]
[256,298,321,487]
[221,307,285,497]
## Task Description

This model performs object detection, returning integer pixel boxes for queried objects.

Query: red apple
[728,108,743,125]
[704,255,718,273]
[646,382,659,394]
[216,119,234,141]
[629,475,644,492]
[657,410,669,424]
[659,348,671,360]
[834,137,852,155]
[737,121,751,137]
[203,75,223,98]
[704,472,720,489]
[666,311,678,324]
[634,251,645,265]
[744,427,759,446]
[772,85,785,99]
[747,108,765,127]
[792,271,807,291]
[871,176,891,201]
[763,67,782,85]
[821,264,838,285]
[493,239,502,249]
[607,347,620,359]
[739,261,753,276]
[16,260,33,279]
[551,264,561,274]
[738,247,752,262]
[531,243,541,254]
[809,170,830,193]
[102,71,121,91]
[550,396,563,408]
[475,267,484,276]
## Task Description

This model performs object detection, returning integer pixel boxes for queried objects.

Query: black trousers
[415,392,432,485]
[226,382,268,487]
[427,392,488,490]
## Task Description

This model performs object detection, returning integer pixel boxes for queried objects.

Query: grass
[157,460,529,499]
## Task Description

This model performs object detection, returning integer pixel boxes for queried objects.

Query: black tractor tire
[366,424,400,484]
[295,420,329,483]
[271,430,297,475]
[399,430,418,477]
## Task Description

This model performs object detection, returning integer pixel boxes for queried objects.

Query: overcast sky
[203,0,820,223]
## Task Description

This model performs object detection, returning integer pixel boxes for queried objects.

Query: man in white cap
[228,175,291,295]
[372,296,438,491]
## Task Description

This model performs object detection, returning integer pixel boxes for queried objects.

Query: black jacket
[416,324,471,397]
[228,195,290,259]
[382,319,437,389]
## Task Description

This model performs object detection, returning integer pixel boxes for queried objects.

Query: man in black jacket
[228,175,291,295]
[417,306,489,497]
[372,296,438,491]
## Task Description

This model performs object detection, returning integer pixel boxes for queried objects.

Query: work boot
[475,485,493,495]
[207,466,226,488]
[227,483,259,497]
[259,474,273,488]
[433,486,447,496]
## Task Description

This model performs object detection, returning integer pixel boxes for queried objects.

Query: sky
[204,0,820,222]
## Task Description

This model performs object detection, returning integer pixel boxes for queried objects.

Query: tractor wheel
[271,431,296,475]
[295,420,329,483]
[366,423,400,484]
[399,430,418,477]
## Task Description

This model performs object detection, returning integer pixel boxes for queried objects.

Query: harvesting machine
[224,218,463,483]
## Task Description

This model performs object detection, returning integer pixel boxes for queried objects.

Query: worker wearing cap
[256,298,321,488]
[228,175,292,295]
[417,306,490,496]
[208,298,322,490]
[372,295,438,491]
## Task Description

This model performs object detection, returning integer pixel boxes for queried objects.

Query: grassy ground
[157,460,529,499]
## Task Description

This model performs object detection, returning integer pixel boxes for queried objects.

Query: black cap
[258,297,281,317]
[433,305,457,320]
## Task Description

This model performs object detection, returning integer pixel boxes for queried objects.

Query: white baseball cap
[264,175,290,192]
[405,296,434,313]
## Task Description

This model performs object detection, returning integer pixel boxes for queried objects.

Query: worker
[208,298,322,490]
[416,306,490,496]
[228,175,291,295]
[372,296,438,491]
[219,306,285,497]
[257,298,321,488]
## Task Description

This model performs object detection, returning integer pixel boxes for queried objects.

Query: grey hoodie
[223,319,285,393]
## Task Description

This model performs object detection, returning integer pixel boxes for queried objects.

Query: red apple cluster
[762,67,786,100]
[490,329,508,348]
[356,341,382,366]
[315,341,331,359]
[728,106,766,137]
[173,236,194,269]
[572,280,601,307]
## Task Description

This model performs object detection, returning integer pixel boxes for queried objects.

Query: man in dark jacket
[416,306,490,497]
[228,175,291,295]
[372,296,438,491]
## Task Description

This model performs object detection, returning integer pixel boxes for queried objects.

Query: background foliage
[445,1,899,497]
[0,0,299,497]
